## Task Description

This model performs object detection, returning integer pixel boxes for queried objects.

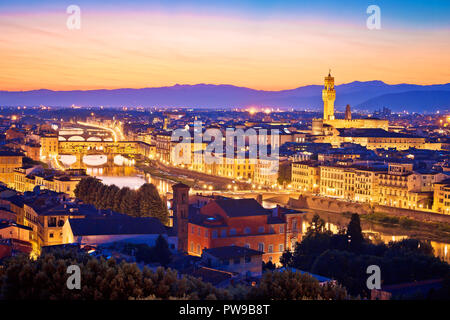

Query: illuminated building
[217,154,255,181]
[39,135,59,160]
[0,151,23,188]
[291,161,320,193]
[322,70,336,121]
[254,158,279,187]
[14,167,87,197]
[173,184,304,264]
[319,163,355,199]
[293,160,448,213]
[354,168,380,203]
[432,179,450,214]
[155,132,174,163]
[312,71,389,135]
[23,143,40,161]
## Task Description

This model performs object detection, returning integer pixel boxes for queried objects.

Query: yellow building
[291,161,320,193]
[354,168,380,203]
[13,167,38,193]
[254,158,280,187]
[377,163,437,210]
[0,151,23,188]
[337,129,426,150]
[310,162,441,212]
[254,158,279,187]
[433,179,450,214]
[319,164,355,199]
[155,132,174,164]
[40,135,59,160]
[217,155,255,181]
[14,167,86,197]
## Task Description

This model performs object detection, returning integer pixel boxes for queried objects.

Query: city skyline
[1,1,449,91]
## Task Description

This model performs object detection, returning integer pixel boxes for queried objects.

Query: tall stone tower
[345,104,352,120]
[322,70,336,120]
[172,183,190,253]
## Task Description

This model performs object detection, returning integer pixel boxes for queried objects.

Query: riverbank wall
[288,194,450,224]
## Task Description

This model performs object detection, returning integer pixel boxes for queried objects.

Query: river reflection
[296,211,449,263]
[87,166,174,194]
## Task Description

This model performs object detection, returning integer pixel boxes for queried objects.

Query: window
[268,245,273,253]
[279,244,284,252]
[258,243,264,252]
[198,228,201,236]
[197,244,200,254]
[221,229,227,237]
[191,226,195,234]
[205,230,209,238]
[229,228,237,236]
[245,256,251,263]
[244,227,251,234]
[212,230,218,239]
[49,233,54,238]
[258,226,264,233]
[48,217,56,227]
[292,220,298,231]
[279,225,284,233]
[190,242,194,252]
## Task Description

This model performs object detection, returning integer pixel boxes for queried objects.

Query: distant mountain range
[1,81,449,112]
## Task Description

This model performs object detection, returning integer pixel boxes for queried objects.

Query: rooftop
[213,198,270,218]
[68,216,167,236]
[203,246,263,259]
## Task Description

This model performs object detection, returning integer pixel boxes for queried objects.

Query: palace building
[312,71,389,136]
[311,72,436,151]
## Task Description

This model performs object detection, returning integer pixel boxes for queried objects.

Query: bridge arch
[68,136,85,141]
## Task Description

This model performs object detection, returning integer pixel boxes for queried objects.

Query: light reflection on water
[87,166,174,195]
[297,213,449,263]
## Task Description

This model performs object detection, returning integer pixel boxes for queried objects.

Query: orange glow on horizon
[0,11,449,91]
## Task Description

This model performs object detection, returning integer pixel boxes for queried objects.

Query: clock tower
[322,70,336,120]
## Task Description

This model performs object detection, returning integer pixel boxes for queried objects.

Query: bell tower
[172,183,190,253]
[322,70,336,120]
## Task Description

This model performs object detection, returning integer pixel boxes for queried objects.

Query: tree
[120,187,139,216]
[104,185,120,210]
[153,235,172,267]
[0,248,233,300]
[306,214,329,237]
[346,214,364,252]
[138,183,169,224]
[248,270,348,300]
[277,162,291,185]
[262,261,276,271]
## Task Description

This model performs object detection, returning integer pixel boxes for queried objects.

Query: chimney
[345,104,352,121]
[272,204,282,217]
[256,194,263,205]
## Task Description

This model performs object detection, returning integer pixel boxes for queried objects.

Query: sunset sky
[1,0,449,91]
